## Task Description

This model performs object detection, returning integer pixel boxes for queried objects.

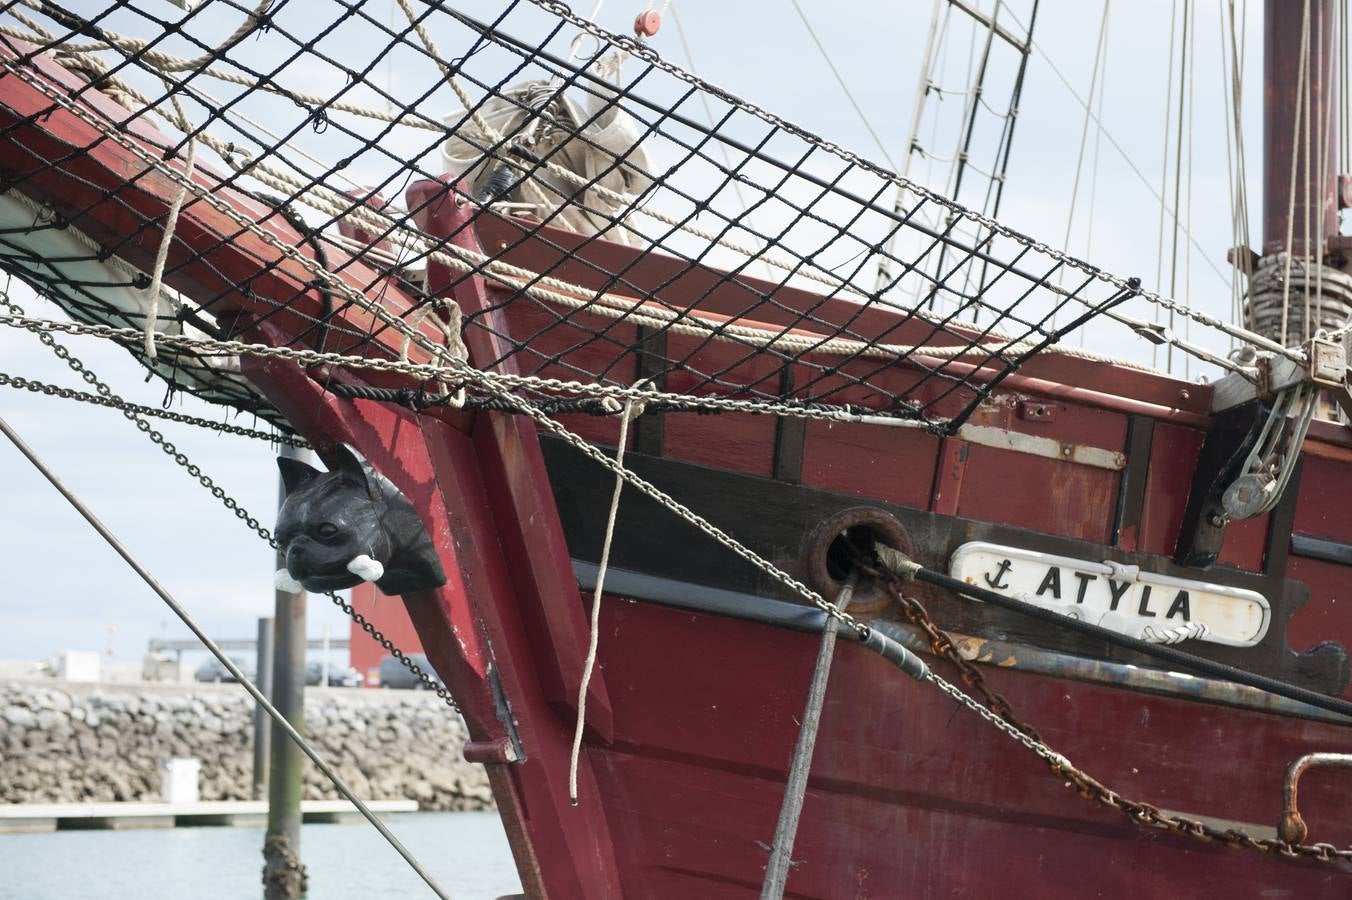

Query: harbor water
[0,811,522,900]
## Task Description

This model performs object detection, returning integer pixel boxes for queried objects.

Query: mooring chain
[0,369,309,448]
[0,314,939,432]
[885,583,1040,742]
[885,579,1352,867]
[327,592,459,710]
[0,297,458,711]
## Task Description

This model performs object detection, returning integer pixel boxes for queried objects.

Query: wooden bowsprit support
[239,340,613,893]
[0,47,622,891]
[406,178,615,737]
[403,176,623,897]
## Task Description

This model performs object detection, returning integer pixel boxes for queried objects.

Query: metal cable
[0,412,454,900]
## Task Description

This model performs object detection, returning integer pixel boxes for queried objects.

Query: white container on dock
[55,651,100,683]
[160,758,201,804]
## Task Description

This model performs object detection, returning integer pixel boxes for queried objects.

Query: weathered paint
[10,53,1352,898]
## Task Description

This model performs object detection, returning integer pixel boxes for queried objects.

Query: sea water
[0,811,522,900]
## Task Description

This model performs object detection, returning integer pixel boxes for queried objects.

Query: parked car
[378,653,443,690]
[304,662,364,688]
[194,657,253,683]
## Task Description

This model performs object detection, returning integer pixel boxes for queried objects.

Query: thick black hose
[910,566,1352,721]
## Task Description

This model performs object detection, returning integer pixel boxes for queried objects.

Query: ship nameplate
[948,541,1270,647]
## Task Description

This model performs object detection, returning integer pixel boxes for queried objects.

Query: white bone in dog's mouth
[346,554,385,583]
[274,569,304,594]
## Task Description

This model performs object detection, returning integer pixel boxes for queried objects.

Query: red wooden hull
[4,45,1352,898]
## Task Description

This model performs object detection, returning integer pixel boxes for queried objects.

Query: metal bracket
[1212,338,1347,414]
[1174,400,1273,568]
[1279,752,1352,843]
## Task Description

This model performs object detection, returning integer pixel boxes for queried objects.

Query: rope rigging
[4,0,1352,882]
[0,0,1305,429]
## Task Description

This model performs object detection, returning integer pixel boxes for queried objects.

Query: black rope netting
[0,0,1140,435]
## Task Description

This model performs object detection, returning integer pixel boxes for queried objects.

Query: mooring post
[264,446,309,899]
[252,616,274,801]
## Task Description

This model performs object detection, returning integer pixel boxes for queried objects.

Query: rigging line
[785,0,899,172]
[1078,5,1111,347]
[915,0,1006,316]
[1056,0,1110,332]
[996,9,1233,298]
[1306,0,1316,343]
[667,3,774,281]
[1153,0,1179,371]
[1184,0,1196,379]
[1316,0,1336,342]
[1225,0,1253,334]
[915,1,957,266]
[1217,0,1238,341]
[961,0,1042,323]
[1166,0,1192,376]
[0,370,308,446]
[1335,0,1346,181]
[0,412,454,900]
[1281,0,1312,347]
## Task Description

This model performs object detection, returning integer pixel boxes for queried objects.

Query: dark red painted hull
[4,45,1352,898]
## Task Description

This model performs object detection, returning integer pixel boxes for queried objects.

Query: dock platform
[0,799,419,832]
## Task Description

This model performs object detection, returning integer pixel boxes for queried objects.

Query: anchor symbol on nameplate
[984,558,1013,590]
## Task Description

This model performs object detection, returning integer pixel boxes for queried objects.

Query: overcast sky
[0,0,1275,665]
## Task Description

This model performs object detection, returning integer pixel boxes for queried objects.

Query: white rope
[399,300,467,405]
[567,389,645,804]
[1281,0,1313,346]
[5,46,1241,395]
[0,4,1288,374]
[143,135,195,359]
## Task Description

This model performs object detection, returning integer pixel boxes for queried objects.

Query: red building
[348,583,423,685]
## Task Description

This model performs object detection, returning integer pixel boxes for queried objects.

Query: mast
[1261,0,1337,257]
[1249,0,1351,358]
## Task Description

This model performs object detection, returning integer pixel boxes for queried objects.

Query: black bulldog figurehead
[273,444,446,596]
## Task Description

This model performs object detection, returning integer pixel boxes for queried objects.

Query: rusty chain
[0,293,458,710]
[6,287,1345,862]
[886,582,1041,743]
[882,579,1352,867]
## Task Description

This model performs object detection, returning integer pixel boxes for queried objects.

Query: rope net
[0,0,1217,437]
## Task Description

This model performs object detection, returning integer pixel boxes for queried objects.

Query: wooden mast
[1250,0,1351,359]
[1261,0,1338,257]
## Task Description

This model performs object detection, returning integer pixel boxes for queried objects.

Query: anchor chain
[882,579,1352,867]
[885,582,1040,742]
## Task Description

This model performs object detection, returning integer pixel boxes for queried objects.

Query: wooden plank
[407,177,611,737]
[633,325,667,457]
[930,437,969,516]
[1113,415,1155,550]
[772,367,805,483]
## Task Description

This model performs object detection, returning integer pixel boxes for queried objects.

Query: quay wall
[0,680,492,811]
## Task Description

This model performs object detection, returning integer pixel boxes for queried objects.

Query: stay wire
[0,411,454,900]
